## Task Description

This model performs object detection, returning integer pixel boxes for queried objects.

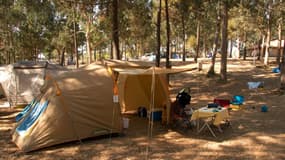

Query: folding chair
[197,116,217,137]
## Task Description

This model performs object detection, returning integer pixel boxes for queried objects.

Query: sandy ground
[1,58,285,160]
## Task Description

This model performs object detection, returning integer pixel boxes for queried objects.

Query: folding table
[190,106,229,137]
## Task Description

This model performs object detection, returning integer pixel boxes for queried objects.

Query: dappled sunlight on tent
[11,64,123,152]
[60,78,89,89]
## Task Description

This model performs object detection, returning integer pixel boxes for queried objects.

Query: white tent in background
[37,53,46,60]
[0,61,47,107]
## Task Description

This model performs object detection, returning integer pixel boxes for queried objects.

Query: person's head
[179,87,191,94]
[176,88,191,106]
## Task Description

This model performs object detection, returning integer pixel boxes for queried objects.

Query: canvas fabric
[12,64,122,152]
[103,61,195,124]
[0,62,46,106]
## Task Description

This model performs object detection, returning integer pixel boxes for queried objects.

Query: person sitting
[170,88,192,129]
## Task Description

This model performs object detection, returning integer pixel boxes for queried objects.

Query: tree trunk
[73,4,79,69]
[277,21,282,65]
[165,0,171,68]
[7,51,10,64]
[260,35,266,61]
[202,35,206,58]
[243,32,247,60]
[110,41,113,59]
[123,41,127,60]
[47,52,50,60]
[99,48,103,60]
[81,48,84,63]
[112,0,120,60]
[9,30,16,63]
[243,45,247,60]
[236,39,240,58]
[229,40,233,58]
[280,40,285,91]
[264,30,271,65]
[86,16,92,64]
[56,49,61,64]
[34,47,38,63]
[194,20,201,63]
[175,36,178,54]
[139,40,143,57]
[155,0,161,67]
[264,3,271,66]
[182,13,186,62]
[257,37,262,60]
[220,1,228,81]
[94,49,97,61]
[207,1,221,76]
[60,47,65,66]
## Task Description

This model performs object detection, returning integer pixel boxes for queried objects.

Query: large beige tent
[12,64,122,152]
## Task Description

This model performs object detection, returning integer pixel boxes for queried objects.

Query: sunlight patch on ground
[218,137,271,159]
[0,126,12,130]
[43,146,80,156]
[201,142,223,151]
[256,135,285,144]
[163,131,181,139]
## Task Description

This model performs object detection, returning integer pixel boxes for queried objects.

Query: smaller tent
[0,68,8,99]
[103,60,197,124]
[12,64,122,152]
[0,78,5,98]
[116,68,169,113]
[0,66,10,98]
[0,61,47,107]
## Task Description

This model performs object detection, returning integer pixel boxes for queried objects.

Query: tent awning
[112,67,197,75]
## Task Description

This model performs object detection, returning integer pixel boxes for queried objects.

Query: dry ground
[1,58,285,160]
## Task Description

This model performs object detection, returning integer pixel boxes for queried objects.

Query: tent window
[16,100,49,136]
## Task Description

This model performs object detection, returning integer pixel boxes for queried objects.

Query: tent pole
[146,66,156,159]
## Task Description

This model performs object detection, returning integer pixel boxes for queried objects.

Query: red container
[214,99,230,108]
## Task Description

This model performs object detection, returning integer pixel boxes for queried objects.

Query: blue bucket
[272,67,280,73]
[232,95,244,105]
[261,105,268,112]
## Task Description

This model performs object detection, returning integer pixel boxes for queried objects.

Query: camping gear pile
[213,95,244,111]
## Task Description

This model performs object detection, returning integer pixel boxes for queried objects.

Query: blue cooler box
[148,108,162,121]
